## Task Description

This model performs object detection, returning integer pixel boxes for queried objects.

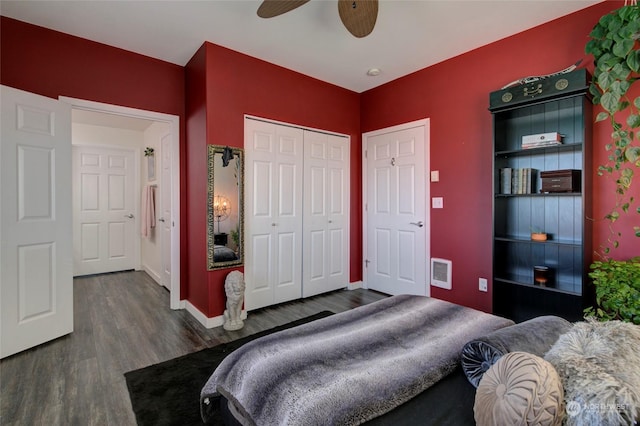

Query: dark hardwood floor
[0,271,387,425]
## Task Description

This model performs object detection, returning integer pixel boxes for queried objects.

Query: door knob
[159,218,165,222]
[124,213,134,218]
[410,221,424,227]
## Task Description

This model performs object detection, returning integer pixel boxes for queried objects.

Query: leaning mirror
[207,145,244,270]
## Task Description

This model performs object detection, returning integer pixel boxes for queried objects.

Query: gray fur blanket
[200,294,514,425]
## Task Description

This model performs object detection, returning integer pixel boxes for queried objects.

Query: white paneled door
[245,118,304,310]
[160,133,172,291]
[1,86,73,358]
[303,131,350,297]
[72,145,136,276]
[364,121,429,296]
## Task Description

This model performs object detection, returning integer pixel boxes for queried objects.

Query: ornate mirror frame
[207,145,244,270]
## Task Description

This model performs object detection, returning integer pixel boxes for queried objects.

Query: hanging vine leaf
[586,3,640,254]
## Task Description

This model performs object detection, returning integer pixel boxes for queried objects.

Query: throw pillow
[544,319,640,426]
[474,351,564,426]
[461,315,570,387]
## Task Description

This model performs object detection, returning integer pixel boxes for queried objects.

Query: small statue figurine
[223,271,245,331]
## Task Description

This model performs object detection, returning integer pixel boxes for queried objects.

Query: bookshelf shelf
[495,143,582,158]
[495,192,581,198]
[489,69,593,323]
[494,236,582,247]
[494,276,582,296]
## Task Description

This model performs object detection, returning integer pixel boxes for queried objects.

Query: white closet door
[303,131,349,297]
[245,119,303,310]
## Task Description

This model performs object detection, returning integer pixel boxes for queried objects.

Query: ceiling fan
[257,0,379,38]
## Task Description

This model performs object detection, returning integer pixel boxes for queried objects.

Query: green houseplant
[584,3,640,322]
[585,257,640,324]
[230,225,240,252]
[585,2,640,251]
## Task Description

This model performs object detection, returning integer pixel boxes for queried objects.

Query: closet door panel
[303,132,329,297]
[275,154,302,304]
[246,126,277,310]
[245,118,303,310]
[310,167,326,216]
[251,161,272,218]
[303,132,349,297]
[326,135,349,289]
[244,121,273,309]
[329,228,345,277]
[247,233,274,309]
[275,231,301,303]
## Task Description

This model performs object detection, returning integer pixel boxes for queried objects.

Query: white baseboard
[186,301,223,328]
[185,301,248,329]
[347,281,363,290]
[142,264,161,284]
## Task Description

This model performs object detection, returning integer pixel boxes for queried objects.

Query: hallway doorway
[63,97,182,310]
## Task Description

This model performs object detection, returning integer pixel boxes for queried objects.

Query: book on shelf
[521,132,562,149]
[500,167,536,194]
[500,168,512,194]
[522,140,562,149]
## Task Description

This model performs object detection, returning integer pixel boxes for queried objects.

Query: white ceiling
[1,0,601,93]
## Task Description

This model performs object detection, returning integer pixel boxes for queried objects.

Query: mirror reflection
[207,145,244,269]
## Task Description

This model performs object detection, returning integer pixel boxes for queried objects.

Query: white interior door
[364,121,429,296]
[72,145,136,276]
[303,131,350,297]
[160,133,172,290]
[1,85,73,358]
[245,118,303,310]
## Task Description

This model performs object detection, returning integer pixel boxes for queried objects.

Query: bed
[200,294,515,425]
[214,245,238,262]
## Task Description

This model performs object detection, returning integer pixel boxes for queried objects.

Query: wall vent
[430,258,452,290]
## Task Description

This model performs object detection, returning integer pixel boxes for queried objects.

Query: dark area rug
[125,311,333,426]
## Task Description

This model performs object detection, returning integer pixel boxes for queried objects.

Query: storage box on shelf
[540,169,581,193]
[490,69,593,322]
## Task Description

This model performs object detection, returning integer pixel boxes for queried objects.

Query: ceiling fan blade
[338,0,378,38]
[257,0,311,18]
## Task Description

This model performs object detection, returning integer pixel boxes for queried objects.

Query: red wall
[185,45,209,314]
[185,43,361,317]
[0,17,190,298]
[361,0,638,312]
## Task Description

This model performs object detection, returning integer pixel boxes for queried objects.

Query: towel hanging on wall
[141,184,156,237]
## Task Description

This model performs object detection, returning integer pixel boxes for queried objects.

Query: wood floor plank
[0,270,387,425]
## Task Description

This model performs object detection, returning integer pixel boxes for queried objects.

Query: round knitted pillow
[474,351,564,426]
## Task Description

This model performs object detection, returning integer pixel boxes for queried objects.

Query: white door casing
[303,131,350,297]
[61,97,181,309]
[72,145,137,276]
[245,118,304,310]
[160,133,172,290]
[363,120,430,296]
[1,85,73,358]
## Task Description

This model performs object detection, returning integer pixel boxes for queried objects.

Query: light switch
[430,170,440,182]
[432,197,443,209]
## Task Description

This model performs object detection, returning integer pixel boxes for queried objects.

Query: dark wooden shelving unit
[489,69,593,322]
